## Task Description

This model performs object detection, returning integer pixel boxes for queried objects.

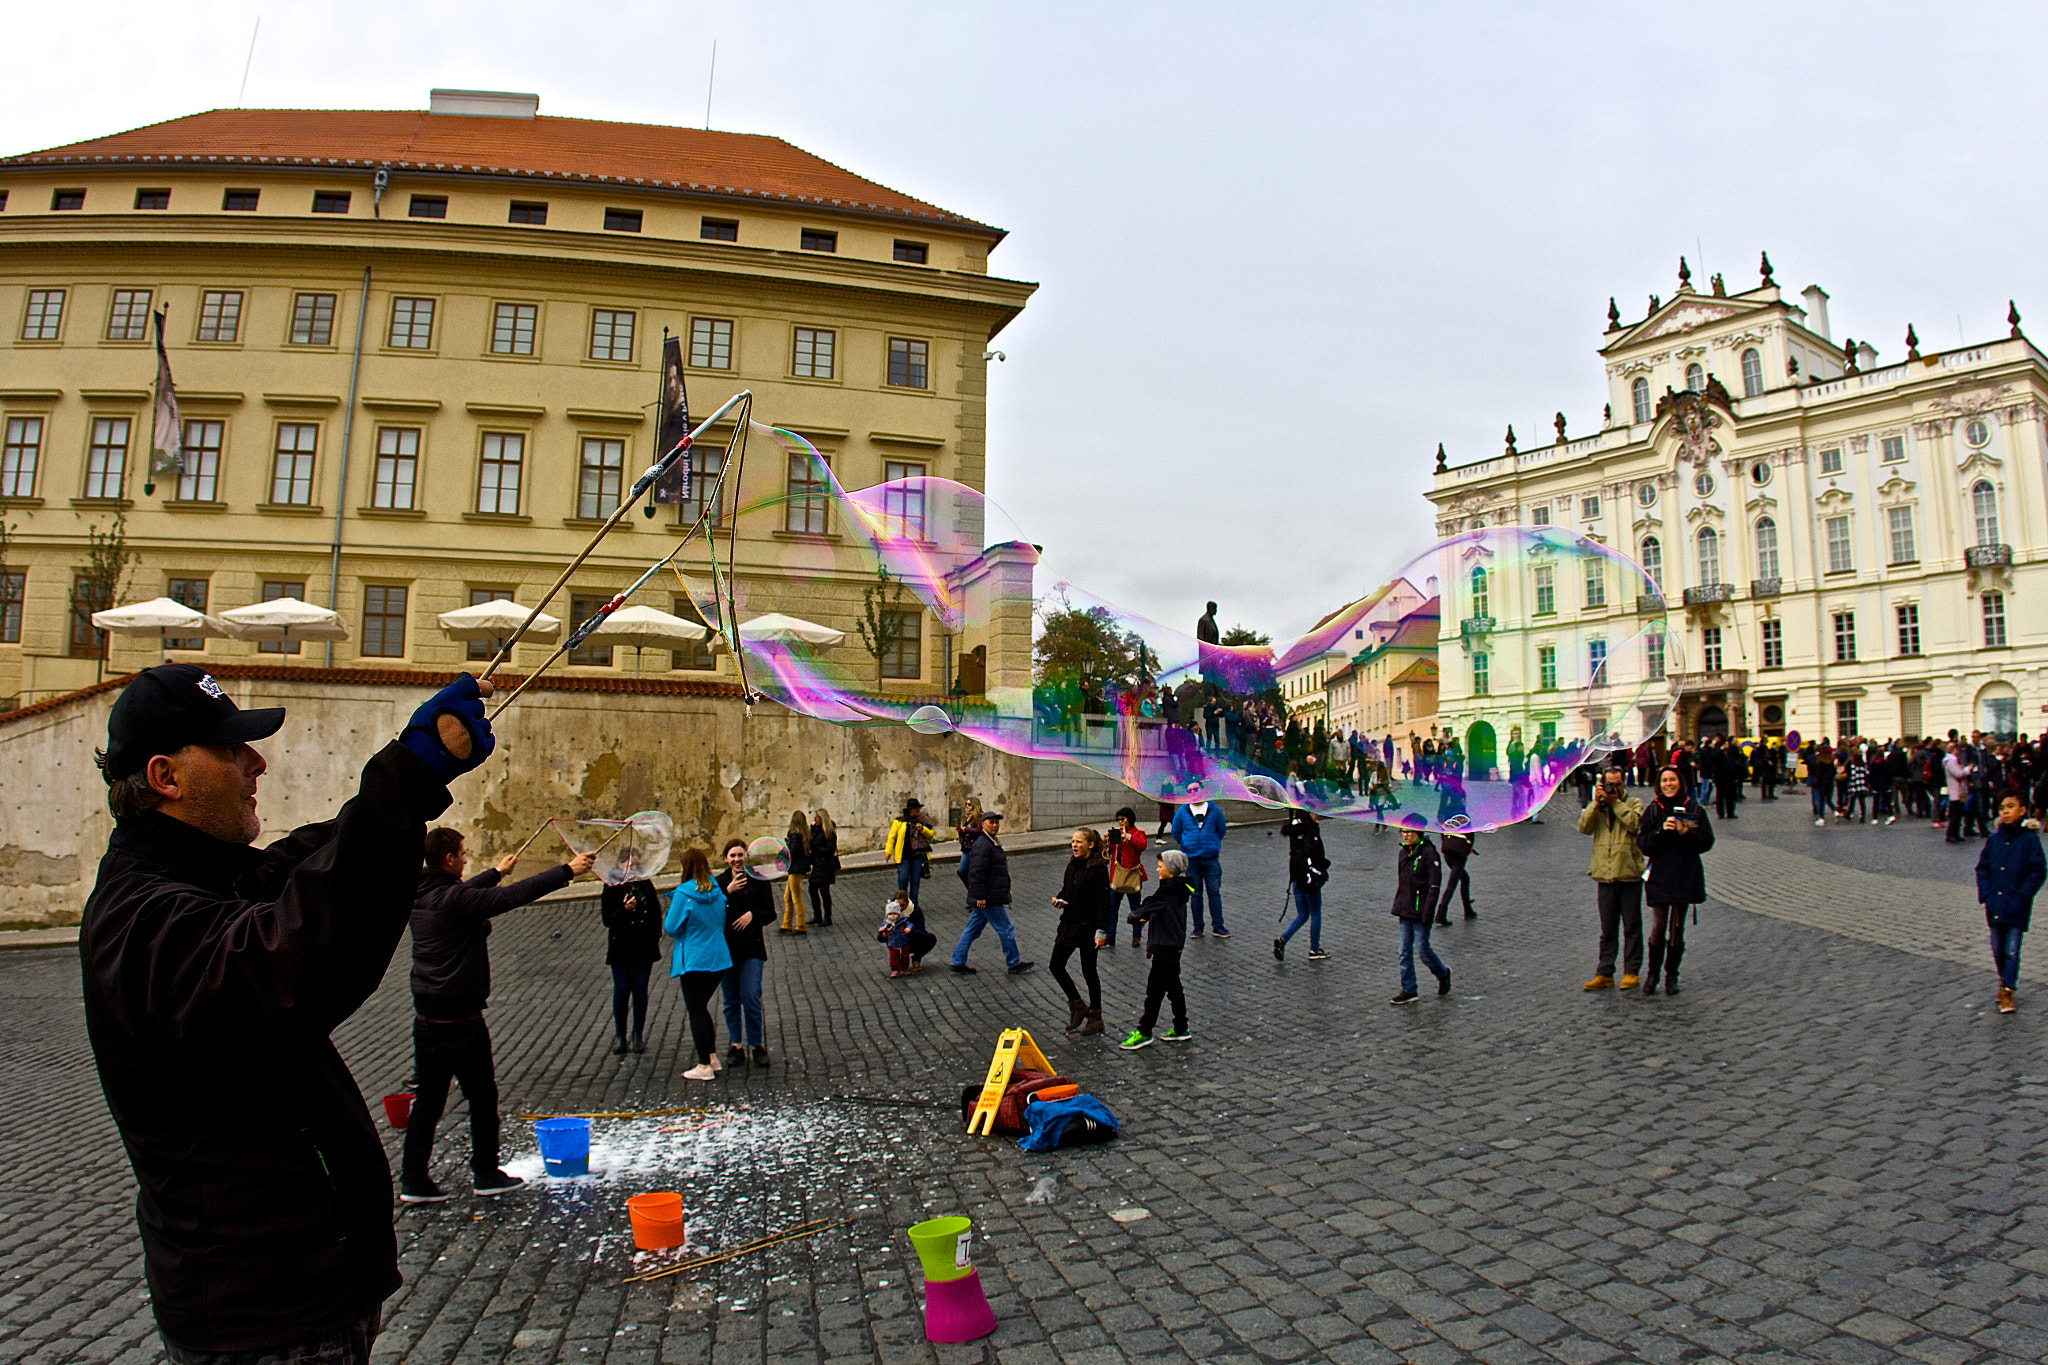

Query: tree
[1034,590,1144,708]
[855,563,910,684]
[68,512,137,682]
[1220,624,1270,647]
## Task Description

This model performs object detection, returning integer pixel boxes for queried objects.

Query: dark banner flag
[146,309,182,494]
[651,334,692,504]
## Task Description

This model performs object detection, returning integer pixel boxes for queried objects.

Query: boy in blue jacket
[1977,792,2045,1014]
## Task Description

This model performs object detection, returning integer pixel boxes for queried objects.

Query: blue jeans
[1186,855,1226,933]
[720,957,765,1047]
[1112,889,1145,939]
[1810,777,1833,818]
[1279,885,1321,950]
[1990,923,2026,989]
[897,857,925,905]
[951,902,1021,968]
[1399,918,1446,995]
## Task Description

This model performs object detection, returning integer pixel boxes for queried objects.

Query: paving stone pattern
[3,789,2045,1365]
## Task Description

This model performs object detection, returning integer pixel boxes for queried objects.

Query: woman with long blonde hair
[807,809,839,926]
[780,809,811,933]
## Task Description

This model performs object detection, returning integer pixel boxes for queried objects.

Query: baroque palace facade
[1429,256,2048,750]
[0,89,1033,704]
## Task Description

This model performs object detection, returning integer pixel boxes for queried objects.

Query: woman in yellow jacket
[887,798,937,908]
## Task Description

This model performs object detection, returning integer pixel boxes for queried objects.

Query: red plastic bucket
[626,1192,686,1250]
[382,1093,413,1129]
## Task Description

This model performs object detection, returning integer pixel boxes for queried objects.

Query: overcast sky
[11,1,2048,643]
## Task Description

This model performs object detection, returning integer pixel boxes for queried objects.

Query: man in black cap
[79,664,497,1363]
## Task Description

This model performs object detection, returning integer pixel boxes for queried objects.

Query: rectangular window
[1901,694,1922,739]
[792,327,835,379]
[177,419,223,501]
[408,195,447,219]
[588,308,634,362]
[671,596,716,670]
[0,570,23,643]
[679,446,724,527]
[311,191,350,214]
[1833,610,1857,662]
[1897,603,1921,656]
[1580,494,1601,519]
[476,432,524,514]
[1887,505,1917,564]
[800,228,837,252]
[2,417,42,496]
[568,593,613,666]
[196,289,242,342]
[1589,639,1608,686]
[887,337,929,389]
[258,580,305,654]
[1984,592,2008,647]
[578,437,624,519]
[883,461,927,540]
[165,577,208,650]
[689,317,733,369]
[1701,625,1722,672]
[893,240,928,264]
[84,417,130,499]
[1761,618,1783,669]
[1537,644,1557,690]
[1645,630,1665,679]
[360,584,407,658]
[70,574,108,656]
[508,201,548,225]
[491,302,537,355]
[371,428,418,509]
[1533,565,1555,614]
[1472,652,1490,696]
[700,217,738,241]
[466,587,512,662]
[107,289,152,341]
[1583,560,1606,608]
[52,189,85,211]
[1825,516,1853,573]
[1881,435,1905,463]
[134,189,170,210]
[603,207,642,233]
[881,609,922,680]
[222,189,259,211]
[290,292,336,345]
[22,289,65,340]
[1530,505,1550,525]
[270,424,318,504]
[388,297,435,349]
[1835,699,1859,737]
[1820,446,1844,474]
[785,451,832,534]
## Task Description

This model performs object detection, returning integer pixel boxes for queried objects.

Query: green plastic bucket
[907,1215,974,1283]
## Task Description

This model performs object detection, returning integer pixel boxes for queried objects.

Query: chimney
[1856,340,1878,370]
[429,88,540,119]
[1801,285,1832,341]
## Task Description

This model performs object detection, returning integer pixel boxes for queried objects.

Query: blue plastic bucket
[534,1117,591,1176]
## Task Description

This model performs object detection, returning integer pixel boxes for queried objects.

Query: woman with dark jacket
[717,838,776,1066]
[1637,766,1715,995]
[780,809,812,934]
[599,871,663,1053]
[1275,808,1331,960]
[1049,827,1114,1035]
[806,809,839,926]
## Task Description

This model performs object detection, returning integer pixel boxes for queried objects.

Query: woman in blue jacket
[1977,792,2045,1014]
[665,846,733,1080]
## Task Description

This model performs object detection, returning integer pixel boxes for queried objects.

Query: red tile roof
[4,107,999,235]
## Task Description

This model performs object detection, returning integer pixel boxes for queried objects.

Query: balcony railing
[1671,669,1749,693]
[1966,543,2013,568]
[1750,577,1782,599]
[1637,593,1667,615]
[1460,615,1496,636]
[1683,583,1735,606]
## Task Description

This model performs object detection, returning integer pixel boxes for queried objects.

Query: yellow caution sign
[965,1028,1053,1136]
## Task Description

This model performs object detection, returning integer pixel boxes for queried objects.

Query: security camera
[983,350,1005,362]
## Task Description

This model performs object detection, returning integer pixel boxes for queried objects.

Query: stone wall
[0,668,1032,927]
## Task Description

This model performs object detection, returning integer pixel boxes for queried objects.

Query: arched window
[1741,348,1764,397]
[1697,526,1721,586]
[1972,480,2001,546]
[1631,377,1651,424]
[1755,517,1780,579]
[1640,535,1663,592]
[1470,566,1490,619]
[1686,362,1706,392]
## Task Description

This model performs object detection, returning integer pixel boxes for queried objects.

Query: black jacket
[1283,812,1330,888]
[410,862,574,1016]
[807,827,839,887]
[1132,874,1190,951]
[79,742,450,1353]
[1392,837,1441,922]
[967,833,1012,906]
[1637,796,1714,905]
[717,868,773,961]
[785,828,812,877]
[600,879,663,968]
[1054,857,1114,947]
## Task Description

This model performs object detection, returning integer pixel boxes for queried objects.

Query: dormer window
[1631,376,1651,424]
[1685,362,1705,392]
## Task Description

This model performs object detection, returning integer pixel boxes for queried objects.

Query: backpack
[958,1070,1077,1135]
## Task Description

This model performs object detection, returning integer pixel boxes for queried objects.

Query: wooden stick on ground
[623,1217,851,1284]
[515,1106,707,1121]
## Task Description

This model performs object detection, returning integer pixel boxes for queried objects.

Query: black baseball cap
[103,665,286,779]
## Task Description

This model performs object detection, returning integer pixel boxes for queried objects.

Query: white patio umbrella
[579,604,709,674]
[214,596,351,644]
[436,600,562,648]
[89,597,231,655]
[735,612,846,647]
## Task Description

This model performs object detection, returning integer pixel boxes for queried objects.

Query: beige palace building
[0,90,1034,704]
[1429,256,2048,750]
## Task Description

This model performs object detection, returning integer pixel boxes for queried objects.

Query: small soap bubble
[906,705,955,735]
[745,836,792,879]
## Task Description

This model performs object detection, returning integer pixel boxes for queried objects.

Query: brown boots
[1064,998,1088,1032]
[1079,1008,1104,1036]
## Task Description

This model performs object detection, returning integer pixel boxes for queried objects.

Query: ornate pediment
[1632,299,1747,342]
[1815,486,1854,509]
[1684,503,1726,525]
[1745,493,1779,515]
[1958,449,2003,480]
[1712,325,1774,350]
[1876,476,1916,504]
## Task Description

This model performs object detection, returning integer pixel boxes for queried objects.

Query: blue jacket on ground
[664,880,733,976]
[1170,804,1227,859]
[1976,823,2046,929]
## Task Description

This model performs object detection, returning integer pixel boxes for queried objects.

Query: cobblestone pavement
[3,787,2046,1365]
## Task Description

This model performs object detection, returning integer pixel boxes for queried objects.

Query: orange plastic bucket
[626,1192,686,1250]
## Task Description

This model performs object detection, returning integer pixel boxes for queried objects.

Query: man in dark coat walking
[79,664,496,1360]
[1391,813,1448,1004]
[951,811,1031,974]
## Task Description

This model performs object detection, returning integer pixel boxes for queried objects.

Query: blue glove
[401,674,495,783]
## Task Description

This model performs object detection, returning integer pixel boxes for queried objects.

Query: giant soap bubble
[674,424,1677,833]
[555,810,674,885]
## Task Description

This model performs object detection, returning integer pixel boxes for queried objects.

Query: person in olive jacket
[1577,766,1646,990]
[1049,827,1114,1034]
[601,868,664,1053]
[1636,766,1715,996]
[717,838,775,1066]
[1977,791,2046,1014]
[79,665,496,1359]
